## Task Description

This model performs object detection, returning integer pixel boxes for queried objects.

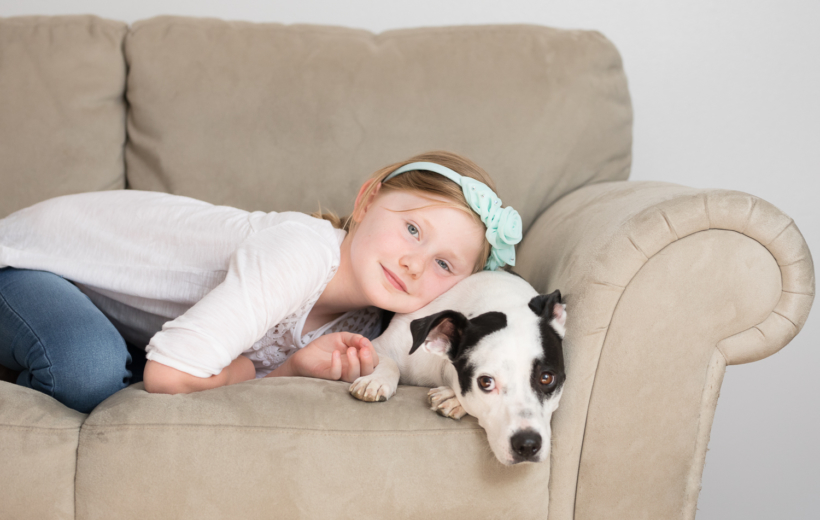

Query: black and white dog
[349,270,566,465]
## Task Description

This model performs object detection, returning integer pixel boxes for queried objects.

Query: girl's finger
[360,337,379,366]
[345,346,360,382]
[340,332,363,348]
[329,350,342,381]
[359,346,374,376]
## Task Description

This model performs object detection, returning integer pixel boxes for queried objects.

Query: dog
[349,270,566,465]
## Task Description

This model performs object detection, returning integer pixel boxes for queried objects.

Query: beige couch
[0,15,814,520]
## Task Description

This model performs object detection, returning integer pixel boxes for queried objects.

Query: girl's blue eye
[436,259,451,272]
[407,223,419,237]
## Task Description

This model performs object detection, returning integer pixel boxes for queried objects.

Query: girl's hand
[266,332,379,383]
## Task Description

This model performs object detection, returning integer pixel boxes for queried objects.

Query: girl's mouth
[382,265,408,293]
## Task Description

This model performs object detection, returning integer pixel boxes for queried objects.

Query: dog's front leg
[427,386,467,420]
[426,364,467,420]
[349,357,400,402]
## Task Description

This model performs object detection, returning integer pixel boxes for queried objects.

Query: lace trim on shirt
[243,265,382,377]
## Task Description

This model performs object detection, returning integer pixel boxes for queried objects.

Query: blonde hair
[313,151,498,273]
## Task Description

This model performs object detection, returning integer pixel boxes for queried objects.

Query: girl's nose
[400,252,425,278]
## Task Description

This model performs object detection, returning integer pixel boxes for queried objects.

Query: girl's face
[347,186,486,314]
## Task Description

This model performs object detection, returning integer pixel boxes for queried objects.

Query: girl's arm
[143,356,256,394]
[144,333,378,393]
[143,221,339,384]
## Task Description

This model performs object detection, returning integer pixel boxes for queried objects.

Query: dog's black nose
[511,430,542,460]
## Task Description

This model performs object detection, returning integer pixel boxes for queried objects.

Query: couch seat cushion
[76,377,549,520]
[0,382,87,520]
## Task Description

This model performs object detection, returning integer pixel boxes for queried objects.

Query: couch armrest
[515,180,814,520]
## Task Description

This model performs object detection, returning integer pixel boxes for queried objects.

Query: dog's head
[408,289,566,465]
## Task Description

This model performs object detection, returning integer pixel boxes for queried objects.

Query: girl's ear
[352,180,382,223]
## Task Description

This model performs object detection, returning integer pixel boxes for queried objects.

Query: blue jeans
[0,267,145,413]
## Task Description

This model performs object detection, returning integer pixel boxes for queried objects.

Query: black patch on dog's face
[454,312,507,396]
[408,311,507,396]
[456,312,507,362]
[529,291,566,402]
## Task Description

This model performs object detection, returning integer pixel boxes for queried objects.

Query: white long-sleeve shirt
[0,190,380,378]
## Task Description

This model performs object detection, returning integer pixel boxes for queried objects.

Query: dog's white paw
[349,374,397,402]
[427,386,467,420]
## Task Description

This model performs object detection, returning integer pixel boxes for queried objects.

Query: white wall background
[2,1,817,518]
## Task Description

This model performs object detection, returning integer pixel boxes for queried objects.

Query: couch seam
[659,208,679,240]
[0,425,81,431]
[79,424,482,436]
[771,310,798,331]
[764,219,794,248]
[681,348,726,520]
[741,198,757,235]
[591,281,624,290]
[127,18,381,39]
[73,424,80,520]
[0,16,126,31]
[779,257,807,268]
[126,18,569,41]
[782,289,814,296]
[627,235,648,260]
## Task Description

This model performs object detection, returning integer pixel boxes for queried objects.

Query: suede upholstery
[0,16,127,219]
[0,383,85,520]
[123,16,632,231]
[515,181,815,519]
[76,379,548,520]
[0,14,815,520]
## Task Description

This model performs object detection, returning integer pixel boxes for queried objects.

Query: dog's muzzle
[511,429,542,462]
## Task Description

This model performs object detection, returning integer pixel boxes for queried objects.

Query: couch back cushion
[125,17,632,231]
[0,16,127,219]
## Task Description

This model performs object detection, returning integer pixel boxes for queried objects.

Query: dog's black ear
[528,290,562,317]
[529,290,566,338]
[408,310,469,356]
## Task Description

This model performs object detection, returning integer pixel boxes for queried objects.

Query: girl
[0,151,522,413]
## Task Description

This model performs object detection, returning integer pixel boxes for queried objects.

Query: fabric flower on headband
[461,178,522,271]
[384,162,523,271]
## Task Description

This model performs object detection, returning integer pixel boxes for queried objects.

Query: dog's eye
[540,372,555,387]
[477,376,495,392]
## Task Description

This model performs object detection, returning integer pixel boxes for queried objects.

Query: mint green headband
[384,161,522,271]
